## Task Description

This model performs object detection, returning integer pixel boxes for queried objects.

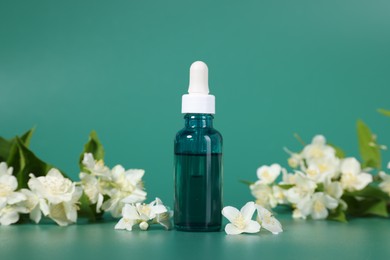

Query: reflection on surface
[0,216,389,259]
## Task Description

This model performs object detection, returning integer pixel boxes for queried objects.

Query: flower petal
[311,206,328,220]
[221,206,240,223]
[63,202,77,223]
[30,205,42,224]
[96,193,104,213]
[224,223,243,235]
[341,158,361,175]
[0,209,20,225]
[49,203,71,226]
[156,211,172,230]
[262,217,283,234]
[0,174,18,191]
[115,218,127,229]
[243,220,261,234]
[256,166,267,180]
[46,168,64,179]
[323,194,338,210]
[0,198,6,208]
[126,169,145,183]
[355,172,373,190]
[152,204,168,215]
[325,181,343,199]
[122,204,140,220]
[116,218,135,231]
[7,192,26,204]
[82,153,95,169]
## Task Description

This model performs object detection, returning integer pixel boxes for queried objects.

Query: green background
[1,0,390,209]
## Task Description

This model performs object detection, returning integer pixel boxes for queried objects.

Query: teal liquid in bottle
[174,61,223,232]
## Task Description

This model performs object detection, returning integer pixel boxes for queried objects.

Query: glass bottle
[174,61,223,231]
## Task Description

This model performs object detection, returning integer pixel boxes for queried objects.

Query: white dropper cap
[181,61,215,114]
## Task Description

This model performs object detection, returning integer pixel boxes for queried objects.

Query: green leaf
[19,128,35,147]
[316,183,325,192]
[13,138,52,188]
[356,119,381,169]
[79,130,104,170]
[7,138,69,189]
[278,184,295,189]
[0,137,13,162]
[344,185,389,200]
[342,193,389,218]
[0,128,35,162]
[364,200,389,217]
[327,205,348,223]
[329,143,345,159]
[378,108,390,117]
[240,180,254,186]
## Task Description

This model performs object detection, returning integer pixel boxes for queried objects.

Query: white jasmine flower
[272,185,288,205]
[114,204,139,231]
[281,170,297,185]
[135,199,167,221]
[250,183,277,208]
[0,171,26,207]
[28,169,75,204]
[297,192,338,220]
[82,153,110,177]
[302,135,336,161]
[379,171,390,196]
[284,148,303,169]
[256,164,281,184]
[0,162,27,225]
[28,168,82,226]
[79,172,104,213]
[102,165,146,218]
[305,157,340,182]
[19,189,43,223]
[287,153,302,169]
[115,198,168,231]
[0,205,28,225]
[255,205,283,234]
[286,172,317,204]
[340,158,373,192]
[221,202,260,235]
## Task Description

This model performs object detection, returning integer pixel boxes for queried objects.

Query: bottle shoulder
[175,127,222,141]
[174,127,223,154]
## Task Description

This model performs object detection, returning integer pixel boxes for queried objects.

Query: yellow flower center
[233,214,246,230]
[313,200,325,213]
[0,184,12,197]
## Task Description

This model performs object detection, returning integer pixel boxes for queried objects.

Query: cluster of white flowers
[221,201,283,235]
[79,153,147,218]
[0,162,81,226]
[250,135,390,220]
[115,198,172,231]
[0,153,172,228]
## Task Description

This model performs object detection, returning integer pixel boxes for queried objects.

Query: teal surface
[0,1,390,258]
[0,216,389,259]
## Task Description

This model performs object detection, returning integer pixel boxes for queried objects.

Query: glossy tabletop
[1,214,389,260]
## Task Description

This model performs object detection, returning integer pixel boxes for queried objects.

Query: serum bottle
[174,61,223,232]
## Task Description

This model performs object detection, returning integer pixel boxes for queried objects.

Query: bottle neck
[184,114,214,128]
